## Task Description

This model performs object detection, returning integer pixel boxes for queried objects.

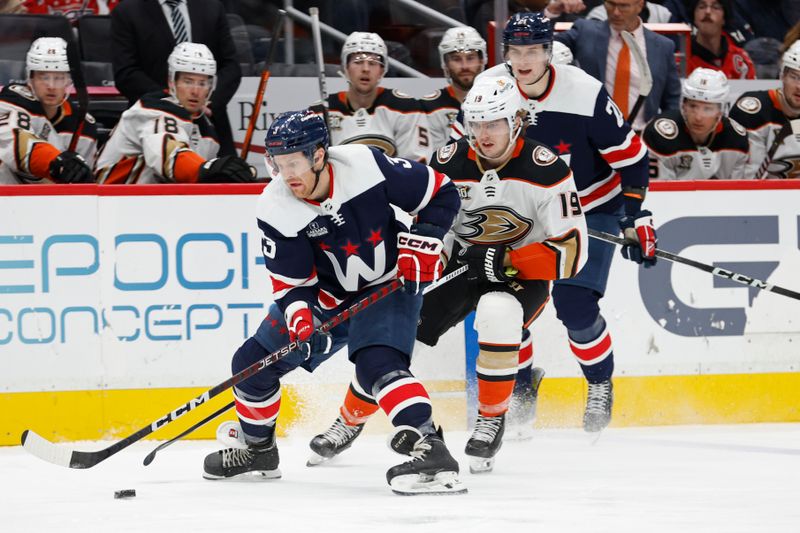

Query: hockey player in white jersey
[643,68,749,180]
[306,77,587,473]
[419,26,486,149]
[0,37,96,184]
[95,43,255,184]
[310,32,431,161]
[729,41,800,179]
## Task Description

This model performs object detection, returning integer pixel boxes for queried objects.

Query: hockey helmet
[265,110,329,162]
[168,42,217,97]
[438,26,487,71]
[551,41,574,66]
[682,68,730,104]
[341,32,388,69]
[462,76,526,157]
[502,12,553,47]
[782,41,800,74]
[26,37,70,81]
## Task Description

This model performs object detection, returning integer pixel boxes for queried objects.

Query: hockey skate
[306,415,364,467]
[506,367,546,441]
[216,420,247,449]
[584,379,613,436]
[203,437,281,480]
[386,427,467,495]
[465,413,505,474]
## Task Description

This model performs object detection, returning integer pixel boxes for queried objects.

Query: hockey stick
[309,7,330,130]
[142,401,235,466]
[240,9,286,159]
[620,31,652,124]
[589,228,800,301]
[756,118,800,179]
[65,29,88,153]
[22,265,469,469]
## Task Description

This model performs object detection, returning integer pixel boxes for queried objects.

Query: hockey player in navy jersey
[202,110,464,495]
[306,76,588,474]
[643,68,749,180]
[310,32,430,161]
[419,26,487,150]
[479,12,657,435]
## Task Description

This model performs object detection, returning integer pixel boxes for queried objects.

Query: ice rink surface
[3,424,800,533]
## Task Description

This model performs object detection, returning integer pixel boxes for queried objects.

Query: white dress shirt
[605,19,647,130]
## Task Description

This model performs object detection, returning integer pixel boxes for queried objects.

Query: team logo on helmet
[654,118,679,139]
[459,206,533,245]
[736,96,761,114]
[532,145,557,166]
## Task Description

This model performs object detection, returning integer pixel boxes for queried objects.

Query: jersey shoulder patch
[652,117,679,140]
[420,89,443,101]
[0,84,45,115]
[139,91,192,121]
[434,141,459,165]
[7,84,37,101]
[505,140,571,187]
[735,95,762,114]
[531,144,558,166]
[715,117,750,151]
[729,91,773,129]
[378,89,424,112]
[727,117,747,137]
[642,111,693,156]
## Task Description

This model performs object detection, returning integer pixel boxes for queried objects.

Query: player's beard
[451,69,479,92]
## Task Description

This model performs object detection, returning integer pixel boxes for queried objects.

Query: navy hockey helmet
[264,110,329,160]
[502,12,553,47]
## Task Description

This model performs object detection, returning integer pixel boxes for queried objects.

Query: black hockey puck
[114,489,136,499]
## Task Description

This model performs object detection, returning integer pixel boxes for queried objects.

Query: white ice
[3,424,800,533]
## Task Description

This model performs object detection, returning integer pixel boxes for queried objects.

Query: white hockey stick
[621,30,653,124]
[309,7,330,129]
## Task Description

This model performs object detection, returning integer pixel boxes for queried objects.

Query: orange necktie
[613,40,631,118]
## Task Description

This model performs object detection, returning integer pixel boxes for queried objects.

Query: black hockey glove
[456,244,512,283]
[49,151,94,184]
[618,210,657,268]
[198,156,257,183]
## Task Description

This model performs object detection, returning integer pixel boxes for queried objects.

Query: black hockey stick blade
[143,401,235,466]
[65,30,88,153]
[588,228,800,301]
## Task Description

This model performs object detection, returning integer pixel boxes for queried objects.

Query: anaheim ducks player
[729,41,800,179]
[307,77,587,475]
[311,32,430,161]
[643,68,749,180]
[96,43,254,184]
[0,37,96,184]
[419,26,487,150]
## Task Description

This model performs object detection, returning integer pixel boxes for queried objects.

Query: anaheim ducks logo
[459,206,533,245]
[436,143,457,164]
[736,96,761,114]
[343,135,397,156]
[654,118,678,139]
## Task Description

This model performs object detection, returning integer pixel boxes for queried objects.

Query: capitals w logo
[323,241,388,292]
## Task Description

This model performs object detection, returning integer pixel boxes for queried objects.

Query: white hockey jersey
[95,91,219,184]
[420,85,463,152]
[430,138,588,281]
[642,110,750,179]
[0,84,98,184]
[729,90,800,179]
[311,88,431,162]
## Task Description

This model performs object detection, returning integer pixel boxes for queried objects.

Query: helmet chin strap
[524,62,551,87]
[307,149,329,199]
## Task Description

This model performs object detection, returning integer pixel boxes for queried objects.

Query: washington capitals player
[310,32,430,161]
[729,42,800,179]
[419,26,487,150]
[643,68,749,180]
[305,77,587,474]
[0,37,97,184]
[202,110,464,495]
[479,12,656,435]
[95,43,254,184]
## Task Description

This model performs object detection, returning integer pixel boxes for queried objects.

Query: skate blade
[306,452,330,467]
[390,471,467,495]
[203,468,282,481]
[468,456,495,474]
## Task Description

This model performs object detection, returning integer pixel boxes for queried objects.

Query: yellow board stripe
[3,373,800,446]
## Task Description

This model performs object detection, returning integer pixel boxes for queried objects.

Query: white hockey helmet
[462,76,526,157]
[551,40,574,66]
[438,26,487,71]
[26,37,70,81]
[782,40,800,74]
[340,31,388,69]
[682,67,730,105]
[168,42,217,96]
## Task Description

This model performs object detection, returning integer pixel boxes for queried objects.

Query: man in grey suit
[552,0,680,129]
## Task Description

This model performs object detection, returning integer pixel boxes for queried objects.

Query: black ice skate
[386,427,467,495]
[306,415,364,467]
[203,438,281,480]
[506,367,546,441]
[584,379,613,433]
[465,413,505,474]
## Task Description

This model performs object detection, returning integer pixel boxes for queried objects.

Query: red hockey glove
[285,302,332,357]
[397,228,444,296]
[619,210,657,268]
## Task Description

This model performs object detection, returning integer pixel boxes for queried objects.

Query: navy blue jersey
[257,144,459,315]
